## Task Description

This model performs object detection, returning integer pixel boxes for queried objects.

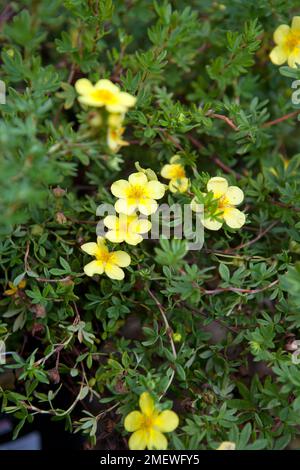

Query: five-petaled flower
[75,78,136,113]
[104,213,152,245]
[111,172,165,216]
[161,155,189,193]
[81,236,130,280]
[270,16,300,68]
[4,279,26,296]
[124,392,179,450]
[191,176,246,231]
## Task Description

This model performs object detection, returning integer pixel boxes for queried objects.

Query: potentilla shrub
[1,0,300,451]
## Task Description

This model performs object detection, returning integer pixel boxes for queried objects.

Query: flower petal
[115,198,137,215]
[288,47,300,68]
[169,177,189,193]
[103,215,119,230]
[128,172,148,186]
[84,260,104,277]
[207,177,228,197]
[225,186,244,205]
[161,164,175,180]
[147,429,168,450]
[105,230,125,243]
[94,79,119,94]
[223,207,246,229]
[125,232,143,245]
[270,45,288,65]
[217,441,236,450]
[124,411,144,432]
[75,78,93,95]
[81,242,99,256]
[104,263,125,280]
[119,92,136,108]
[291,17,300,33]
[111,179,130,198]
[203,217,223,231]
[110,251,131,267]
[139,392,155,416]
[146,181,165,199]
[128,430,147,450]
[154,410,179,432]
[130,218,152,234]
[138,199,158,215]
[273,24,290,44]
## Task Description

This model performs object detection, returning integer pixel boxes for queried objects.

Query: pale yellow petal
[128,430,147,450]
[78,95,104,107]
[288,47,300,68]
[107,103,128,113]
[207,177,228,197]
[81,242,99,256]
[104,263,125,280]
[203,217,223,231]
[103,215,119,230]
[111,180,130,198]
[154,410,179,432]
[94,79,119,94]
[170,155,181,164]
[169,177,189,193]
[146,180,165,199]
[139,392,155,416]
[119,91,136,108]
[270,46,288,65]
[223,207,246,229]
[147,429,168,450]
[225,186,244,205]
[110,251,131,267]
[83,260,104,276]
[75,78,93,95]
[130,218,152,234]
[128,172,148,186]
[125,232,143,245]
[124,411,143,432]
[115,198,137,215]
[161,164,175,180]
[273,24,290,44]
[291,17,300,33]
[105,230,125,243]
[138,199,158,215]
[217,441,236,450]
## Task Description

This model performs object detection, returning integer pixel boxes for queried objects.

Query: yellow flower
[111,172,165,216]
[191,176,245,231]
[107,126,129,152]
[75,78,136,112]
[104,213,151,245]
[124,392,179,450]
[270,16,300,68]
[217,441,236,450]
[161,155,189,193]
[81,236,130,281]
[4,279,26,296]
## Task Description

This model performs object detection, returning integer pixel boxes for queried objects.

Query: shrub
[1,0,300,450]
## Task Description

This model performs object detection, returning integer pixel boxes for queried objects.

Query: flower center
[142,415,154,431]
[95,249,112,264]
[127,185,146,200]
[169,164,186,179]
[92,89,118,104]
[217,195,230,211]
[285,31,300,52]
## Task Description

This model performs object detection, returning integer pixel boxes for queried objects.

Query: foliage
[1,0,300,450]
